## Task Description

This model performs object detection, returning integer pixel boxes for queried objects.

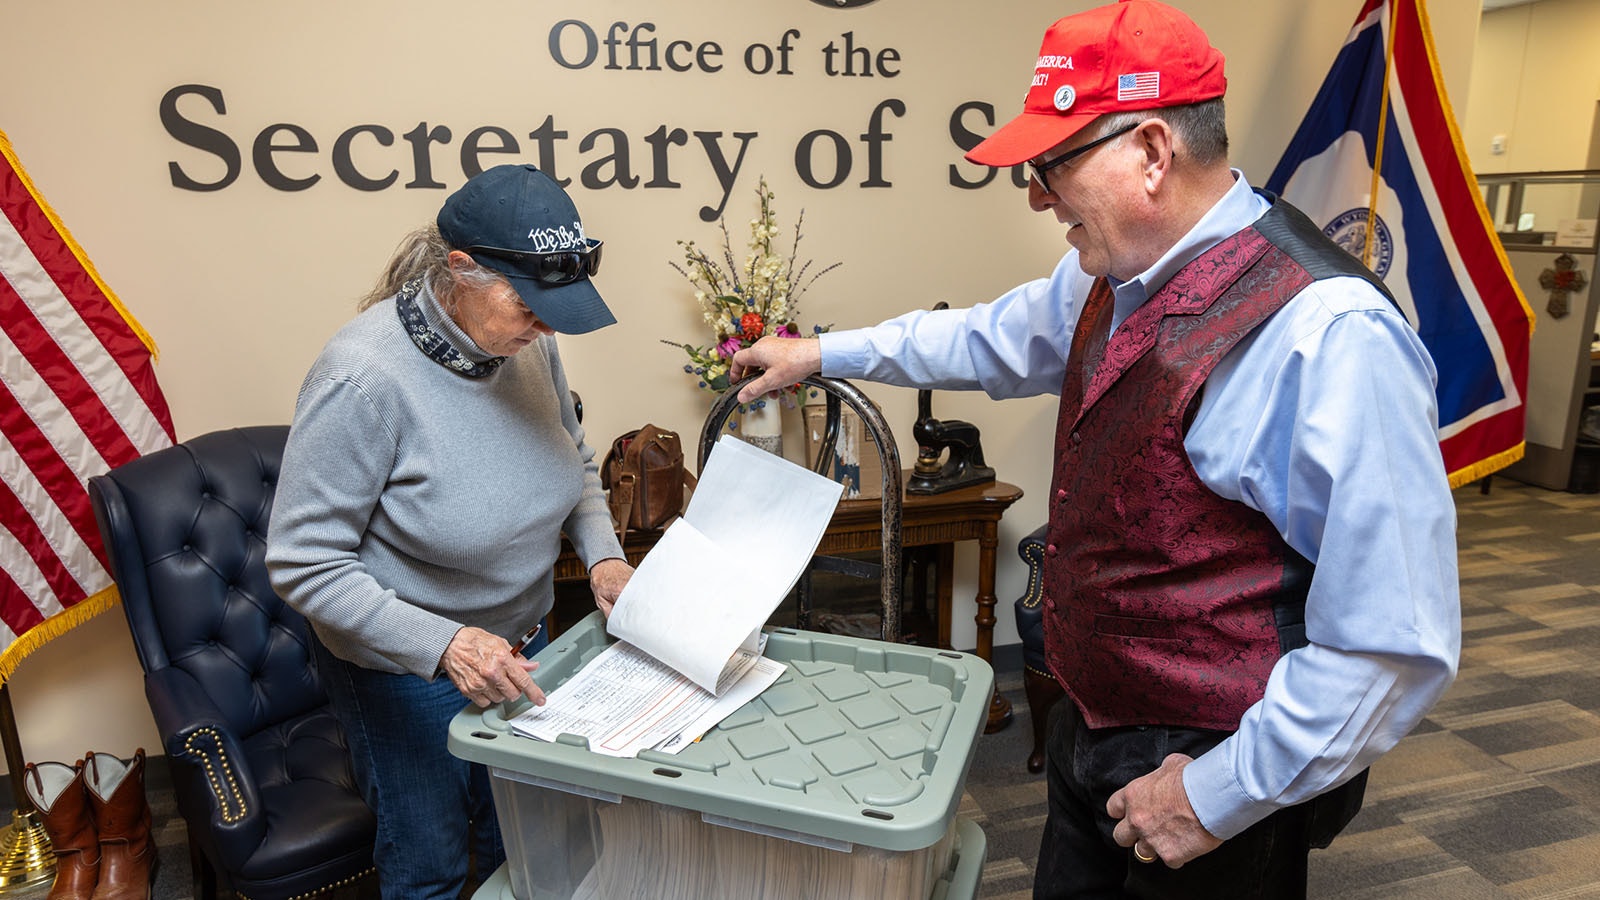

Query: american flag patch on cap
[1117,72,1160,101]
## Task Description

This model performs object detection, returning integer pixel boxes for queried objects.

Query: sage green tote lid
[448,611,994,852]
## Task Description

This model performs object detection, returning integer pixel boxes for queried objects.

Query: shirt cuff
[818,331,868,378]
[1182,745,1277,841]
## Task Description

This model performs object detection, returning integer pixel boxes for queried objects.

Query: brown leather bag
[601,425,697,538]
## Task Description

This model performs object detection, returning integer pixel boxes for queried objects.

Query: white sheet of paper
[604,520,762,691]
[652,655,787,754]
[606,434,844,692]
[508,436,837,758]
[508,638,784,757]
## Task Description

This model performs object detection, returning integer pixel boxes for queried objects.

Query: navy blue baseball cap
[436,164,616,334]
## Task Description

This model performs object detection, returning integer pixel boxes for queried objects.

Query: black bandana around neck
[394,278,506,378]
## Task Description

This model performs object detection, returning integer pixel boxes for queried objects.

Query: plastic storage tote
[448,611,993,900]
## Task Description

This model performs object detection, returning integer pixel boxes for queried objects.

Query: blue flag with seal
[1266,0,1533,487]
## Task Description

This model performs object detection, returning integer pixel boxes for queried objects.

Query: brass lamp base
[0,809,54,894]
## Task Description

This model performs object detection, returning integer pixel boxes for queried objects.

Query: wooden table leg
[903,548,937,646]
[936,544,954,651]
[978,522,1013,733]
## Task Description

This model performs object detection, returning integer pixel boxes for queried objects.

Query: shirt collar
[1107,170,1271,332]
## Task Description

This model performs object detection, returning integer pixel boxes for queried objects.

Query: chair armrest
[144,666,266,863]
[1015,524,1049,611]
[1013,524,1054,680]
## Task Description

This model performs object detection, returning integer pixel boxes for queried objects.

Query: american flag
[0,130,174,683]
[1117,72,1161,102]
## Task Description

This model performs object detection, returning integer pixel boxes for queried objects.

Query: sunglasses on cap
[465,239,604,285]
[1027,122,1139,190]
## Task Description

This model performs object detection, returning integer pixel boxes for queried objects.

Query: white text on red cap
[1033,55,1076,88]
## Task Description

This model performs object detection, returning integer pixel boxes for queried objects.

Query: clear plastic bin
[449,613,993,900]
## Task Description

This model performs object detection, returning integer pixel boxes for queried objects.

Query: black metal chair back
[698,376,905,640]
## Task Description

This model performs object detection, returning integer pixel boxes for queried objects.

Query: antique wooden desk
[553,475,1024,732]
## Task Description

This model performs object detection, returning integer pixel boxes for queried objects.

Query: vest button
[1046,543,1058,556]
[1056,489,1067,502]
[1071,431,1082,445]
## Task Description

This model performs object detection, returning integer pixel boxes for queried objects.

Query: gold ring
[1134,845,1157,864]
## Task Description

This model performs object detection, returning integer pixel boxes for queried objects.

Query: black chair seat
[236,712,372,887]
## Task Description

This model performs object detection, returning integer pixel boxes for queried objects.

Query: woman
[266,164,630,897]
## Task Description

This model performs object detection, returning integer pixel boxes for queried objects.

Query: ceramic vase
[740,395,784,456]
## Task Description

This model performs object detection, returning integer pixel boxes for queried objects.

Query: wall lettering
[162,84,767,219]
[947,100,1028,190]
[547,20,725,73]
[160,18,1022,211]
[821,32,901,77]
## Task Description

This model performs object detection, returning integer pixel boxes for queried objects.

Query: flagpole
[1364,0,1402,270]
[0,684,54,892]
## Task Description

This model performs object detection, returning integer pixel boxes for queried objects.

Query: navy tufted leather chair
[1014,524,1065,774]
[88,426,375,900]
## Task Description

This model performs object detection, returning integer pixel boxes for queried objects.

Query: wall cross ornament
[1539,253,1587,320]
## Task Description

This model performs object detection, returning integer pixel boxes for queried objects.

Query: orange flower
[740,312,765,342]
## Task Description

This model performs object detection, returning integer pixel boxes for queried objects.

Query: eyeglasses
[1027,122,1140,190]
[466,239,604,285]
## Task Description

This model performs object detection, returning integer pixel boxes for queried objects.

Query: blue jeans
[312,629,548,899]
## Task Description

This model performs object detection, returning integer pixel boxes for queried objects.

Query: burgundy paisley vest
[1042,197,1381,730]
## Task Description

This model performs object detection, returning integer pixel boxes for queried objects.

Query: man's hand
[440,625,545,708]
[588,557,633,617]
[1106,753,1223,867]
[729,336,822,403]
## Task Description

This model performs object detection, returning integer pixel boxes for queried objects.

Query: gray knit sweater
[265,279,621,677]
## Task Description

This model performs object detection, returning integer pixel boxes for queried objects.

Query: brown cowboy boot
[23,759,100,900]
[83,749,154,900]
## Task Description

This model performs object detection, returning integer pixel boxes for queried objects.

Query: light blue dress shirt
[820,173,1461,839]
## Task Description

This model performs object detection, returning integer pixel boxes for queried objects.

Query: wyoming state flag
[1266,0,1533,488]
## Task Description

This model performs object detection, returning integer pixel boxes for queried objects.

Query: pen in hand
[510,621,543,657]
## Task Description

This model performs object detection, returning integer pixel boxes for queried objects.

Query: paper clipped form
[509,435,844,757]
[606,434,845,692]
[509,637,784,758]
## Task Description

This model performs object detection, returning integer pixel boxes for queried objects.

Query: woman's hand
[440,625,545,708]
[588,557,633,617]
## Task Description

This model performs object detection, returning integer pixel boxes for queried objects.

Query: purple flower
[715,336,743,359]
[774,323,801,338]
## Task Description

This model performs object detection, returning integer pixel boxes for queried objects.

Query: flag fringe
[0,129,163,360]
[0,586,120,687]
[1447,441,1524,490]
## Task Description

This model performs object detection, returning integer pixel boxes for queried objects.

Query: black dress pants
[1033,700,1314,899]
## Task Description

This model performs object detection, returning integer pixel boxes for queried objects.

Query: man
[730,1,1461,897]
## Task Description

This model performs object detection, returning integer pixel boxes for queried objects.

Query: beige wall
[1466,0,1600,234]
[1463,0,1600,457]
[1467,0,1600,177]
[0,1,1480,769]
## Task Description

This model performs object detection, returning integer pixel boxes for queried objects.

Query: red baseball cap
[967,0,1227,167]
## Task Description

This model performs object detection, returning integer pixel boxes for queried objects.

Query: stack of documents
[509,435,845,757]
